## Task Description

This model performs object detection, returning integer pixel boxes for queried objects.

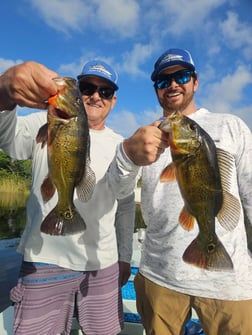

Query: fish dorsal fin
[216,148,241,230]
[179,206,195,231]
[160,163,176,182]
[76,158,96,202]
[217,148,234,191]
[217,191,241,230]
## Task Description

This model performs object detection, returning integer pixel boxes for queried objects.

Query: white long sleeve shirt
[0,109,136,271]
[138,108,252,300]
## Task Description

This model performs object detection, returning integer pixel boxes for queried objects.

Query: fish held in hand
[159,112,240,271]
[36,77,96,235]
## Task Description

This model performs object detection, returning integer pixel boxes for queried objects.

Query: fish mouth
[48,105,75,122]
[53,107,71,119]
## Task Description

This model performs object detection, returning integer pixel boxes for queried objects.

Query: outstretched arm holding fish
[0,61,58,111]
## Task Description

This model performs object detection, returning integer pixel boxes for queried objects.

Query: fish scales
[36,77,96,236]
[159,112,240,271]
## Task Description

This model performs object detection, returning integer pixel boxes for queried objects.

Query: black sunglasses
[154,69,195,89]
[79,82,115,100]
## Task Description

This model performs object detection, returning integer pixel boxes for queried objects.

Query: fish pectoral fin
[179,207,195,231]
[36,123,49,148]
[183,235,233,271]
[76,160,96,202]
[160,163,176,182]
[217,191,241,230]
[41,176,56,202]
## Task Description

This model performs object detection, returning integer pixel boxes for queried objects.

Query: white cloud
[219,11,252,59]
[0,58,23,73]
[157,0,227,34]
[94,0,140,37]
[120,43,155,76]
[28,0,140,38]
[220,11,251,48]
[198,65,252,119]
[29,0,89,34]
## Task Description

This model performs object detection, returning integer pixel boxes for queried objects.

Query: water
[0,192,27,240]
[0,192,27,312]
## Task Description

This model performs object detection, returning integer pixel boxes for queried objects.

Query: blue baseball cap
[77,60,118,90]
[151,48,196,81]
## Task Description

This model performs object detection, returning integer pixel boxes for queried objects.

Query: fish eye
[189,123,197,131]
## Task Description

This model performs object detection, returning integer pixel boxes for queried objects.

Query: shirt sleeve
[107,142,141,199]
[115,192,135,263]
[236,119,252,226]
[0,108,18,155]
[0,109,46,160]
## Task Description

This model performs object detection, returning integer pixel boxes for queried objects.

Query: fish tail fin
[40,206,86,236]
[183,235,233,271]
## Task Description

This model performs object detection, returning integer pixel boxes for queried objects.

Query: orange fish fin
[36,123,49,148]
[160,163,176,182]
[179,207,195,230]
[76,159,96,202]
[41,176,56,202]
[41,205,86,235]
[183,236,233,271]
[217,191,241,231]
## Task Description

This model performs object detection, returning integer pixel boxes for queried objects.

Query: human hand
[119,261,131,287]
[0,61,58,111]
[123,121,169,166]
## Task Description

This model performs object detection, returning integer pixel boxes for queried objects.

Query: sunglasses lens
[175,71,191,84]
[79,83,96,95]
[79,82,114,100]
[155,79,171,89]
[155,70,193,89]
[99,88,114,99]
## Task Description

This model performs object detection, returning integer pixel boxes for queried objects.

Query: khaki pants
[134,272,252,335]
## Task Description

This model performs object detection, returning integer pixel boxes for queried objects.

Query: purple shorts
[10,261,123,335]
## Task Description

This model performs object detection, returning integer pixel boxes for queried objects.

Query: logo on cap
[160,54,184,66]
[88,64,113,79]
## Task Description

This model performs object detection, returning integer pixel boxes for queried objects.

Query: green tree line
[0,151,32,179]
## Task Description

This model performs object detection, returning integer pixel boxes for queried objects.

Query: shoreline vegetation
[0,176,30,208]
[0,150,31,209]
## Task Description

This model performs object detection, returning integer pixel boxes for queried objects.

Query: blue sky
[1,0,252,136]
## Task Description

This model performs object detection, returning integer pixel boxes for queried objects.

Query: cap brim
[151,61,195,81]
[77,74,118,90]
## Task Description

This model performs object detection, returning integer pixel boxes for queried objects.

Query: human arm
[107,123,169,199]
[237,123,252,226]
[115,193,135,286]
[123,123,169,165]
[0,61,58,111]
[0,61,58,158]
